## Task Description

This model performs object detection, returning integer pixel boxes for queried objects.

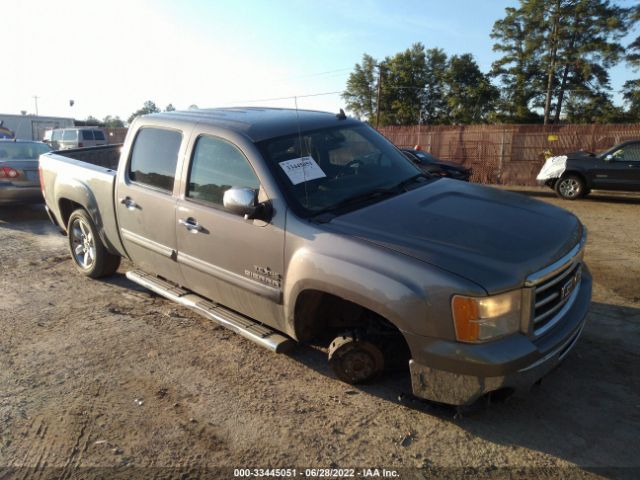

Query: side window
[81,130,94,140]
[128,128,182,192]
[93,130,106,141]
[622,143,640,162]
[52,130,63,141]
[187,136,260,206]
[62,130,78,141]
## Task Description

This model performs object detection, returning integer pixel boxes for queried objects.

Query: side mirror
[223,187,271,221]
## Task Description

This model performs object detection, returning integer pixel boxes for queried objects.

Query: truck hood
[566,151,597,160]
[326,180,582,293]
[434,159,469,171]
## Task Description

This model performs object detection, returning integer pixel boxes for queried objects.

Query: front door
[605,142,640,191]
[175,134,285,328]
[115,126,185,284]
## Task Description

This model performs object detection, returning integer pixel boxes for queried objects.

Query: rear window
[62,130,78,141]
[93,130,106,141]
[0,142,51,159]
[128,128,182,192]
[81,130,94,140]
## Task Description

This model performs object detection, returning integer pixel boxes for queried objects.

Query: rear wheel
[67,209,120,278]
[555,175,585,200]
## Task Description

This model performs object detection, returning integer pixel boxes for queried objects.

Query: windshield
[258,124,425,217]
[0,142,51,160]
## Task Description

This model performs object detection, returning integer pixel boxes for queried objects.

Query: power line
[223,90,345,106]
[270,67,352,82]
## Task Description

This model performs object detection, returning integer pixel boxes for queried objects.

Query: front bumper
[406,265,592,406]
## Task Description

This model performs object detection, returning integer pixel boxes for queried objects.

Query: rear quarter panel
[40,152,127,257]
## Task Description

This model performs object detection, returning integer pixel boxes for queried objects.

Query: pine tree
[444,54,499,124]
[491,0,631,124]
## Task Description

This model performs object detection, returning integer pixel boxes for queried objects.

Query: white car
[44,127,108,150]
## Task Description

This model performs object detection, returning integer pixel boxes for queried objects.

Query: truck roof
[145,107,359,143]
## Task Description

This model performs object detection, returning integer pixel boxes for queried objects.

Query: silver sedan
[0,140,51,205]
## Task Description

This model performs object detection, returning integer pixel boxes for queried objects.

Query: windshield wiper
[311,173,430,221]
[391,172,430,191]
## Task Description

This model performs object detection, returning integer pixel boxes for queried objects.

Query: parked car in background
[401,148,471,181]
[43,127,108,150]
[0,139,51,205]
[537,140,640,199]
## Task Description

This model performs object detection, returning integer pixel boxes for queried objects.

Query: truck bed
[54,144,122,170]
[39,144,127,257]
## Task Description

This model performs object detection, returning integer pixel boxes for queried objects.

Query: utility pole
[375,64,384,128]
[33,95,39,116]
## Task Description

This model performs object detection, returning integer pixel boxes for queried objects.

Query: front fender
[283,247,426,339]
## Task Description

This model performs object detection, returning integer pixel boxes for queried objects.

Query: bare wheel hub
[328,335,384,384]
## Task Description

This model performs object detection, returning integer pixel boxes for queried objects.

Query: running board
[126,270,295,353]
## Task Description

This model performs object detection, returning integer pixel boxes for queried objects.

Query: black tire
[554,174,585,200]
[328,335,384,384]
[67,209,120,278]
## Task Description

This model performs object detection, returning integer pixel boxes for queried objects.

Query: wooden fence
[105,127,128,145]
[378,124,640,185]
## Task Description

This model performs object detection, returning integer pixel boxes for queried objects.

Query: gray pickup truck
[39,108,591,406]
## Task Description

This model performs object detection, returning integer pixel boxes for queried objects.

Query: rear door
[59,129,78,150]
[80,129,95,147]
[93,129,108,146]
[115,126,186,284]
[175,134,285,327]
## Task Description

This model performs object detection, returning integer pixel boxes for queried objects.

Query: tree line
[78,101,199,128]
[343,0,640,126]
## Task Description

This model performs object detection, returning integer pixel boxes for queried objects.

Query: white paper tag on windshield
[279,156,326,185]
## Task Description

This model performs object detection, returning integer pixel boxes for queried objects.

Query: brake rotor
[328,335,384,384]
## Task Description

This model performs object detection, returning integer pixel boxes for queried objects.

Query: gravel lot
[0,187,639,480]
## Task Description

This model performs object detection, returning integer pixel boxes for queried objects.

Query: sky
[1,0,638,121]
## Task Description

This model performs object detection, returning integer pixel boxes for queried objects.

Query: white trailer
[0,113,74,141]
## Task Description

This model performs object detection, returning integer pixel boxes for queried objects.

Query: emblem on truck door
[244,266,282,289]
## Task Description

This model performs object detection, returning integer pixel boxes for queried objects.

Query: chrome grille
[532,262,582,336]
[525,231,586,337]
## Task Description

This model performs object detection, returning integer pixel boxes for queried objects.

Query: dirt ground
[0,187,639,480]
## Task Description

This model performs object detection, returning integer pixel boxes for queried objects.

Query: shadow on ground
[0,204,58,235]
[505,188,640,205]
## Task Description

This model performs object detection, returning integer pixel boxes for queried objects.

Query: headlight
[451,290,522,343]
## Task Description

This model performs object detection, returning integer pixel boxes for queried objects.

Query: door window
[615,143,640,162]
[128,128,182,192]
[81,130,94,140]
[187,136,260,206]
[622,143,640,162]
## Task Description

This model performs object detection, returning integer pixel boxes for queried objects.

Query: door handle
[178,217,204,233]
[119,197,139,209]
